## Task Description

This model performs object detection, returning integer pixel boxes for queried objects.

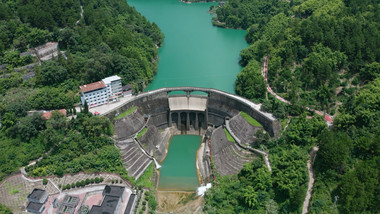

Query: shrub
[91,178,95,183]
[85,178,90,185]
[148,195,157,210]
[95,177,100,183]
[112,180,114,184]
[71,183,75,188]
[142,201,146,206]
[42,178,48,185]
[99,177,104,182]
[352,77,359,85]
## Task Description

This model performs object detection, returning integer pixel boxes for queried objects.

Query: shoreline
[180,0,218,4]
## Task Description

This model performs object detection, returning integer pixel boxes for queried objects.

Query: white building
[80,75,123,108]
[102,75,123,101]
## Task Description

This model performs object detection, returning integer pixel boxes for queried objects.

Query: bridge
[104,87,281,137]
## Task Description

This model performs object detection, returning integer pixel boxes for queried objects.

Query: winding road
[263,56,333,124]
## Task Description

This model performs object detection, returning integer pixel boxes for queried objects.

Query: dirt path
[263,56,333,125]
[302,146,319,214]
[76,5,84,25]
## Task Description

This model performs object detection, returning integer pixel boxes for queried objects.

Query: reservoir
[158,135,202,191]
[128,0,248,94]
[127,0,247,191]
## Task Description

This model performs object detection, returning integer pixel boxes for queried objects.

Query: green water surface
[127,0,248,191]
[128,0,248,94]
[158,135,201,191]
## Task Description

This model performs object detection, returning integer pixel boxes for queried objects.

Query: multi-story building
[80,81,108,107]
[102,75,123,101]
[80,75,123,108]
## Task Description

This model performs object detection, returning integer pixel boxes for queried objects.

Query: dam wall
[105,89,170,129]
[104,87,281,137]
[114,110,145,140]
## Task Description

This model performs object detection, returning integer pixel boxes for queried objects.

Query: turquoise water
[158,135,201,191]
[127,0,248,191]
[127,0,248,94]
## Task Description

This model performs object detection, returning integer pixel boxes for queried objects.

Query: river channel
[127,0,247,191]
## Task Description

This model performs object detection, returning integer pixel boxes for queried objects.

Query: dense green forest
[204,0,380,213]
[0,0,162,182]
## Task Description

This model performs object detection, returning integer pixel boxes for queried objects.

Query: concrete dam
[104,87,281,185]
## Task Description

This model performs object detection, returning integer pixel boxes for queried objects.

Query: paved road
[263,56,333,124]
[75,94,134,115]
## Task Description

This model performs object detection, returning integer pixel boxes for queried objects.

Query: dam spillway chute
[154,158,161,169]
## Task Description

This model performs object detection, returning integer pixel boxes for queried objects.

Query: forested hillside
[0,0,162,183]
[204,0,380,213]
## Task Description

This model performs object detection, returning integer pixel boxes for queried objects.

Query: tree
[16,113,46,141]
[235,60,266,101]
[46,110,67,130]
[36,61,68,86]
[303,44,346,88]
[0,204,12,214]
[272,145,308,200]
[83,101,89,114]
[316,131,352,173]
[1,112,16,131]
[265,199,279,214]
[316,84,333,111]
[338,160,379,213]
[81,116,113,138]
[55,166,64,177]
[360,62,380,82]
[243,186,258,208]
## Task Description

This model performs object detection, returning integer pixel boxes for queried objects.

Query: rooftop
[102,75,121,85]
[122,84,132,91]
[27,189,47,201]
[80,81,106,93]
[35,42,58,51]
[103,185,125,197]
[27,202,44,211]
[89,195,120,214]
[124,194,136,214]
[42,109,67,120]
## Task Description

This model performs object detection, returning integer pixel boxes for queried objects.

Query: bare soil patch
[156,191,203,213]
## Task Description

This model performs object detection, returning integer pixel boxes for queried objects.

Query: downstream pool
[128,0,248,94]
[158,135,201,191]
